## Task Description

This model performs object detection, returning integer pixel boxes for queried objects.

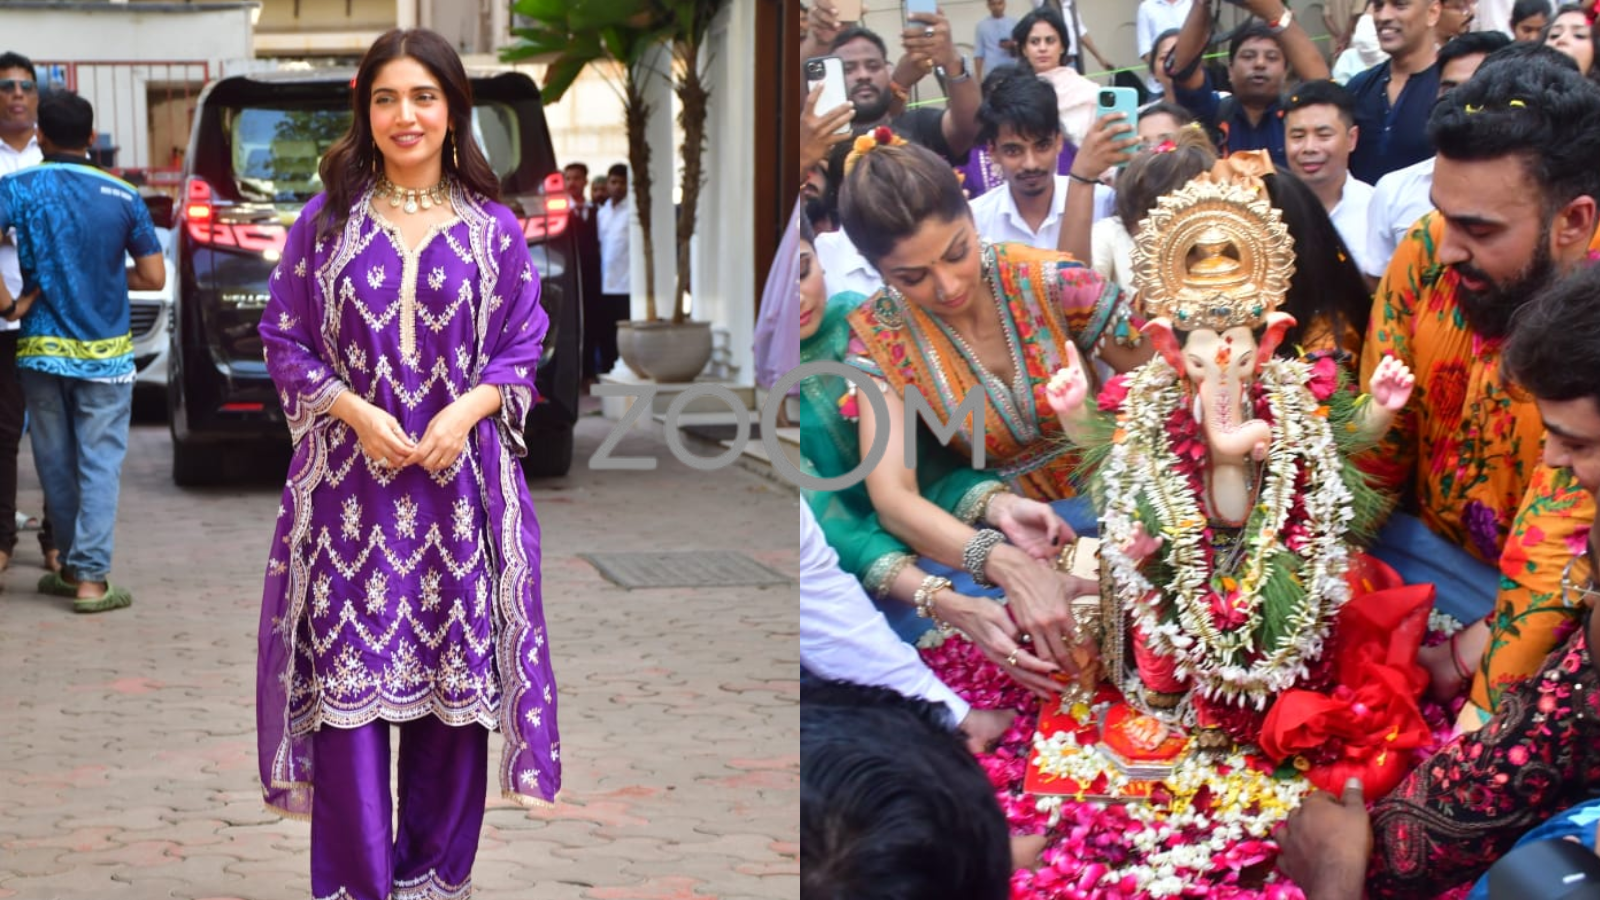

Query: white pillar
[397,0,416,29]
[629,43,678,323]
[690,2,755,384]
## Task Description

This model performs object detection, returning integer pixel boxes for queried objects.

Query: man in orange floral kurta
[1358,50,1600,728]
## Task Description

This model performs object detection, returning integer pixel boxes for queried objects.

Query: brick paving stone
[0,417,797,898]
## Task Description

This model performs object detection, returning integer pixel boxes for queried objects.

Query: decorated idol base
[919,636,1464,900]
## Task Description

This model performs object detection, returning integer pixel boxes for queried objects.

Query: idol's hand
[1368,355,1415,412]
[1123,521,1165,565]
[986,493,1074,561]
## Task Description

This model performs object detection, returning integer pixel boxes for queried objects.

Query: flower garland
[1098,358,1356,709]
[1030,732,1314,898]
[918,638,1463,900]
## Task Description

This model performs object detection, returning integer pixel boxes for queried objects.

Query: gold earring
[372,141,379,174]
[451,132,458,169]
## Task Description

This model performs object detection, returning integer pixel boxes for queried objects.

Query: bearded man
[1359,45,1600,729]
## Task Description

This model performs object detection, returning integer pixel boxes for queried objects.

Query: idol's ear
[1141,317,1183,372]
[1254,312,1298,372]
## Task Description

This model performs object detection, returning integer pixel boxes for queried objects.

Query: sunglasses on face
[0,79,37,94]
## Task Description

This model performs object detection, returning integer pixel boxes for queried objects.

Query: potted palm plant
[505,0,728,384]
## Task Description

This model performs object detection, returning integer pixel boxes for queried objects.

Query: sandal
[15,511,39,531]
[73,584,133,614]
[37,571,76,598]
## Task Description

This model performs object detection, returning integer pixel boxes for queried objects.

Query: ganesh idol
[1044,171,1419,752]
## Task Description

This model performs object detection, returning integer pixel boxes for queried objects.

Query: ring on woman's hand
[924,26,935,36]
[1006,649,1020,667]
[1019,632,1032,644]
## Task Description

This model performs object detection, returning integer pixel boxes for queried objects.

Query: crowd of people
[794,1,1600,897]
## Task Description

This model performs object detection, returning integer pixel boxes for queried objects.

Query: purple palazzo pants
[310,717,488,900]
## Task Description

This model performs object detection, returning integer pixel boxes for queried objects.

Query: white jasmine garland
[1032,732,1313,894]
[1100,358,1355,710]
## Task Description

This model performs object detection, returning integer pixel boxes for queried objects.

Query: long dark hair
[317,28,500,239]
[1259,168,1371,352]
[1012,7,1071,72]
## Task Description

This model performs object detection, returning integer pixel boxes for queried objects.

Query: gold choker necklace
[375,176,449,214]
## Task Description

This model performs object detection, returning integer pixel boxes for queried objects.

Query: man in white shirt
[814,229,880,302]
[1364,32,1509,278]
[800,503,1018,757]
[1283,79,1377,279]
[973,0,1018,82]
[0,52,42,572]
[967,69,1073,250]
[593,163,631,378]
[1137,0,1194,95]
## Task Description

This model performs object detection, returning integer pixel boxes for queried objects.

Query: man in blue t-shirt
[1164,0,1329,167]
[0,90,162,613]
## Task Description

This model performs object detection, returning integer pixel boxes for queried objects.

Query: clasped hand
[351,398,474,474]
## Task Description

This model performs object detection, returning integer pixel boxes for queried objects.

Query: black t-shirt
[885,107,965,166]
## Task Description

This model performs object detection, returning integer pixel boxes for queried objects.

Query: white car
[129,196,177,394]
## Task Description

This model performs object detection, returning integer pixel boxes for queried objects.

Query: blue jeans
[18,370,131,583]
[1369,511,1500,624]
[881,498,1101,643]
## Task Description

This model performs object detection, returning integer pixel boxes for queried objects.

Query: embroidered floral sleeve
[259,194,350,442]
[475,207,549,459]
[1470,464,1596,715]
[1367,625,1600,898]
[1356,213,1431,494]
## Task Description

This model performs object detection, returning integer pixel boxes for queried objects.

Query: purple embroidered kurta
[256,188,560,817]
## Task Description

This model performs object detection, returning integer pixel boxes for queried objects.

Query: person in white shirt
[1137,0,1195,96]
[1032,0,1114,72]
[1332,13,1388,83]
[967,69,1074,250]
[973,0,1018,82]
[1282,79,1377,279]
[1092,109,1213,291]
[1364,32,1510,278]
[593,162,631,377]
[800,503,1017,752]
[0,51,43,573]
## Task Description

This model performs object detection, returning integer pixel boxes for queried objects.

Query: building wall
[9,3,255,63]
[9,3,253,174]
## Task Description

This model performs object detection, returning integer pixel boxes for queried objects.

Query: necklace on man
[375,175,449,214]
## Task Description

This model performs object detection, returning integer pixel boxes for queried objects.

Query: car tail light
[518,171,572,243]
[182,176,288,257]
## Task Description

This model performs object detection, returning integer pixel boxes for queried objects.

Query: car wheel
[520,421,574,479]
[171,435,228,487]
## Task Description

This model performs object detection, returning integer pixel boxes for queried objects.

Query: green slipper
[37,571,77,598]
[73,584,132,614]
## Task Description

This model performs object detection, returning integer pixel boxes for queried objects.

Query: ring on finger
[1019,632,1032,644]
[1006,649,1020,667]
[924,26,935,36]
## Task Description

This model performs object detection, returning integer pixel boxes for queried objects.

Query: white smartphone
[805,56,852,135]
[906,0,938,17]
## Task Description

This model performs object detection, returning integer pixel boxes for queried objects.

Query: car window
[223,99,524,204]
[227,105,350,203]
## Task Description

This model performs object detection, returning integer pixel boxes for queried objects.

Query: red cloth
[1258,557,1435,799]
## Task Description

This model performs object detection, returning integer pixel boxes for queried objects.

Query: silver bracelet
[962,528,1005,588]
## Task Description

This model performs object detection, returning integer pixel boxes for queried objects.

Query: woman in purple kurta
[255,28,559,900]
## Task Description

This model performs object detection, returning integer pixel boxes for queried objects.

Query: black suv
[169,69,581,485]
